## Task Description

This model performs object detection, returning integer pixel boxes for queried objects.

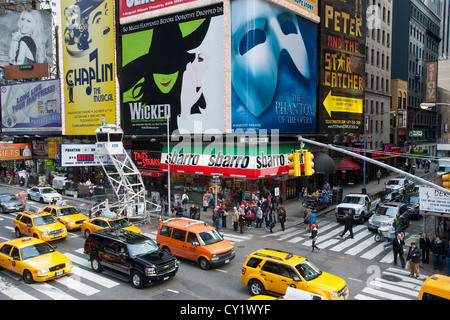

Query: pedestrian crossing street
[261,221,420,264]
[353,267,426,300]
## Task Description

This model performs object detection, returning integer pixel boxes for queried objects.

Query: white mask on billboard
[232,0,310,117]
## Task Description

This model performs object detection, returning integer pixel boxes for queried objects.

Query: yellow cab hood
[123,225,142,233]
[38,222,66,233]
[25,252,70,270]
[308,271,347,293]
[60,214,88,223]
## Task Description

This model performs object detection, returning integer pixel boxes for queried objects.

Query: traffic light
[288,151,301,176]
[303,151,315,176]
[443,174,450,189]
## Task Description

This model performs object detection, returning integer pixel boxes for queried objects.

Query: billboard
[426,62,437,103]
[120,4,224,135]
[0,143,32,161]
[60,144,111,167]
[0,10,53,68]
[318,0,366,134]
[119,0,198,21]
[1,79,61,135]
[230,0,317,134]
[60,0,117,135]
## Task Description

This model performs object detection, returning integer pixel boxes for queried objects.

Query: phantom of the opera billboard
[120,4,224,136]
[231,0,318,134]
[318,0,366,135]
[60,0,117,135]
[1,79,62,135]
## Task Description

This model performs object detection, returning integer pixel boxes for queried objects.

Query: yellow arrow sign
[323,91,363,117]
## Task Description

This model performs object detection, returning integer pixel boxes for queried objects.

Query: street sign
[419,187,450,213]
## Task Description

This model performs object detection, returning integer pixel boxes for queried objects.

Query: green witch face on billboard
[121,6,224,135]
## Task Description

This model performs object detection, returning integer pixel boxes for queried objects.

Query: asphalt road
[0,182,434,303]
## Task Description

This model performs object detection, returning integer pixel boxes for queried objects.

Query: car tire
[91,256,103,272]
[23,270,35,284]
[358,212,365,224]
[15,228,21,238]
[248,279,265,296]
[162,246,171,253]
[27,194,31,201]
[131,271,144,289]
[198,257,210,270]
[40,197,45,203]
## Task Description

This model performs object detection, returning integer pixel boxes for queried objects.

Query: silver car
[0,194,25,213]
[27,187,62,203]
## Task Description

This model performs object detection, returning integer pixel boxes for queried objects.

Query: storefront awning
[338,158,360,171]
[313,152,336,174]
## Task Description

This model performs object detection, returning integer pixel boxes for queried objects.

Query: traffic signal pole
[298,136,450,196]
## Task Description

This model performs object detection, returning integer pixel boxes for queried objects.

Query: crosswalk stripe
[353,294,377,300]
[362,286,411,300]
[345,233,380,256]
[31,281,77,300]
[328,225,366,252]
[54,273,100,296]
[368,279,419,297]
[0,281,37,300]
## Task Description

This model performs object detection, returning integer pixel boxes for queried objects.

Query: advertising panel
[60,144,111,167]
[318,0,366,134]
[1,79,61,135]
[159,144,300,179]
[426,62,437,103]
[60,0,117,135]
[0,10,53,68]
[119,0,198,21]
[231,0,317,134]
[0,143,32,161]
[120,4,224,135]
[419,187,450,214]
[285,0,318,15]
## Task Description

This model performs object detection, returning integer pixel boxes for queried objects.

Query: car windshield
[109,219,131,228]
[33,214,57,226]
[58,207,80,216]
[126,239,159,258]
[386,180,401,186]
[404,196,419,205]
[378,207,398,217]
[341,196,364,205]
[20,242,55,260]
[41,188,57,194]
[295,260,322,281]
[0,195,19,201]
[198,229,224,245]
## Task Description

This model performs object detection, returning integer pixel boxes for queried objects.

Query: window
[0,244,13,256]
[187,232,198,245]
[246,257,262,268]
[159,226,172,237]
[171,228,186,241]
[261,261,279,275]
[279,264,299,279]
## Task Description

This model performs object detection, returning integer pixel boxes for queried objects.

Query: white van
[437,158,450,175]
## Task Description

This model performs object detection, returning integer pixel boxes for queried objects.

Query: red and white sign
[159,150,293,179]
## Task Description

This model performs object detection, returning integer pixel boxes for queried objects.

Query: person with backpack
[278,206,287,232]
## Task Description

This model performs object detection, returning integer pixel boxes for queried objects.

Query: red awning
[338,158,360,171]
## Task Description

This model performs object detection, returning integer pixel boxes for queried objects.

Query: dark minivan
[84,229,178,288]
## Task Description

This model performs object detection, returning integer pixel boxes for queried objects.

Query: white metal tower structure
[94,123,146,218]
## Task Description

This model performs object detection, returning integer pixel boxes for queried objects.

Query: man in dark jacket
[392,233,405,268]
[406,242,421,279]
[340,209,354,238]
[431,234,444,271]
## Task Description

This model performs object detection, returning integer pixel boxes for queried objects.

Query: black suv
[83,229,178,288]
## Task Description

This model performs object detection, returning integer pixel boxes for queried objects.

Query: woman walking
[310,224,320,252]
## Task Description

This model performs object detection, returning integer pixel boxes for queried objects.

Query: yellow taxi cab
[42,204,89,231]
[14,206,67,242]
[156,218,235,270]
[418,274,450,300]
[241,248,349,300]
[0,237,73,284]
[81,216,142,238]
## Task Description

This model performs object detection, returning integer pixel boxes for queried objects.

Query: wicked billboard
[120,4,224,136]
[318,0,366,135]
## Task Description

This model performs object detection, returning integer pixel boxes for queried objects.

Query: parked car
[0,193,25,213]
[335,194,380,223]
[27,186,62,203]
[373,190,402,203]
[83,228,178,288]
[399,192,420,219]
[384,177,414,194]
[368,202,410,232]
